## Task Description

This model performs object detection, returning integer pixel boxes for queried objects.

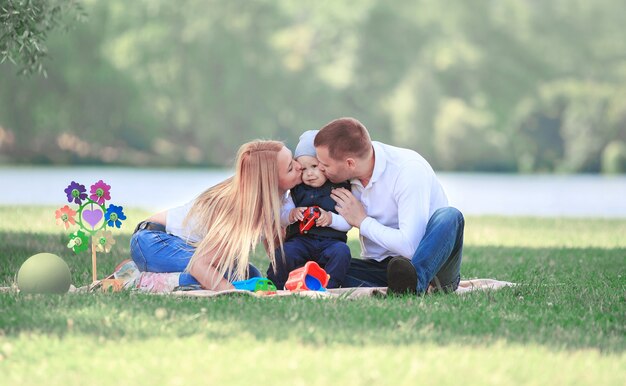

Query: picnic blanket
[100,260,514,297]
[2,278,514,297]
[165,278,515,299]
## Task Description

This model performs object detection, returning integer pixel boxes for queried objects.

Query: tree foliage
[0,0,624,173]
[0,0,85,76]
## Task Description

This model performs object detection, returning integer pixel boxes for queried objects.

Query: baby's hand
[289,207,307,223]
[315,209,332,227]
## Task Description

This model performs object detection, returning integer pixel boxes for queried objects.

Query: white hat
[294,130,319,159]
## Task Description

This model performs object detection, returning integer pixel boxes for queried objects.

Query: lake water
[1,166,625,217]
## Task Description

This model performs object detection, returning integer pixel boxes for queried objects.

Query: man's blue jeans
[130,229,262,287]
[342,207,464,293]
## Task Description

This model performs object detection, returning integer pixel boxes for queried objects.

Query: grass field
[1,206,624,385]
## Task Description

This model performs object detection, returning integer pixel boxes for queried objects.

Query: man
[313,117,464,294]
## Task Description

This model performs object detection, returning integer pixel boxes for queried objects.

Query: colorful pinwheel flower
[90,180,111,205]
[55,205,77,230]
[64,181,87,204]
[67,230,90,253]
[95,230,116,253]
[105,204,126,228]
[58,179,125,282]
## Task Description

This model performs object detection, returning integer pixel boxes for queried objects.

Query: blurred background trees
[1,0,625,173]
[1,0,85,76]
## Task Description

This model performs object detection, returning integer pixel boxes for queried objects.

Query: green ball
[17,253,72,294]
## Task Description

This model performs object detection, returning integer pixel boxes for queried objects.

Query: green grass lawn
[1,206,625,385]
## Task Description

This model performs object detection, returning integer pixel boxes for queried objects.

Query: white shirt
[355,142,448,261]
[166,200,202,243]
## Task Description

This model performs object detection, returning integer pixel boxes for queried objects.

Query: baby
[267,130,352,288]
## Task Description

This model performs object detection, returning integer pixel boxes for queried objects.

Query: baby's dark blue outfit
[267,180,352,289]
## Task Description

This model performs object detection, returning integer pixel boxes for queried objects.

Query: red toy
[285,261,330,291]
[299,206,321,234]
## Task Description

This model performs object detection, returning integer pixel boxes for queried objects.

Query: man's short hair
[314,117,371,160]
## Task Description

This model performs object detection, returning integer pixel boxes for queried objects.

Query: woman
[130,140,302,290]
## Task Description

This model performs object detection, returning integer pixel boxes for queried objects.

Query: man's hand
[330,188,367,227]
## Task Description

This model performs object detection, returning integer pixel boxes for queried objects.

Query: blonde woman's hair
[185,140,285,287]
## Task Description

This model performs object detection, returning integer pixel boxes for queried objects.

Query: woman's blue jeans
[343,206,464,293]
[130,229,262,287]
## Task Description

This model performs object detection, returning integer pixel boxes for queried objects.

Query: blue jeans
[343,207,464,293]
[130,229,262,287]
[266,235,352,289]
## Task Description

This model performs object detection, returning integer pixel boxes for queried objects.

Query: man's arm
[330,212,352,231]
[332,162,435,258]
[359,173,431,258]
